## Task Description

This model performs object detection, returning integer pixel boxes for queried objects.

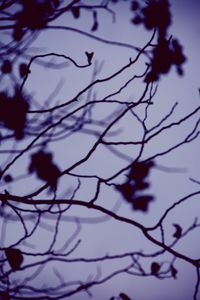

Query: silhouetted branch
[0,1,199,299]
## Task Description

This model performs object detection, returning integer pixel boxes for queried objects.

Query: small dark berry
[19,63,30,78]
[4,174,13,183]
[1,60,12,74]
[132,15,142,25]
[131,1,139,11]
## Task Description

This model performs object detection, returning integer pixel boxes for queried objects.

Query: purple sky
[1,1,200,299]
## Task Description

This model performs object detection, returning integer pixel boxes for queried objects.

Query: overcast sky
[1,1,200,300]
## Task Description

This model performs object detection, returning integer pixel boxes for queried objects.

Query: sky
[0,1,200,300]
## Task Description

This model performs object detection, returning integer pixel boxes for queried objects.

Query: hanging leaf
[28,150,60,190]
[173,224,182,239]
[19,63,30,78]
[13,25,24,41]
[0,88,29,140]
[5,248,23,271]
[116,182,135,202]
[85,51,94,64]
[170,265,178,279]
[132,195,154,212]
[91,10,98,31]
[135,180,150,190]
[128,161,154,184]
[151,262,160,275]
[91,20,98,32]
[71,7,80,18]
[119,292,132,300]
[1,60,12,74]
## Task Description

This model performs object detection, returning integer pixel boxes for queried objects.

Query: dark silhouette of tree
[0,1,200,299]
